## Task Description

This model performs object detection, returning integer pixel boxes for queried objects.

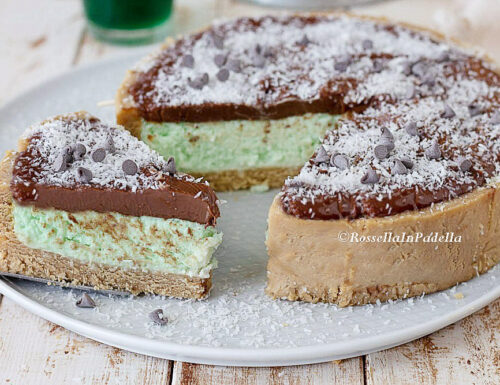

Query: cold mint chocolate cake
[0,112,222,299]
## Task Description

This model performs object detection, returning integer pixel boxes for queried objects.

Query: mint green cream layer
[141,113,339,173]
[13,204,222,278]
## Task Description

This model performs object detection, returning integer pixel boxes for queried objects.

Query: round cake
[116,14,500,305]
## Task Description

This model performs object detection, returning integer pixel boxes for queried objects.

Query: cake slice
[0,112,222,299]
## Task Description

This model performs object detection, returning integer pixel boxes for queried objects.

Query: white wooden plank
[365,299,500,385]
[171,358,364,385]
[0,298,172,385]
[0,0,84,104]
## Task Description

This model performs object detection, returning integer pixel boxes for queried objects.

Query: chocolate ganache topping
[10,112,220,225]
[125,15,500,220]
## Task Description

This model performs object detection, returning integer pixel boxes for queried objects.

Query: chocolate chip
[73,143,86,160]
[420,73,435,87]
[54,152,71,172]
[456,156,472,172]
[425,140,442,160]
[468,104,482,117]
[380,127,394,141]
[411,61,428,78]
[361,169,379,184]
[334,57,351,72]
[216,68,230,82]
[392,159,408,175]
[252,54,266,68]
[91,148,106,162]
[402,61,413,76]
[380,137,395,151]
[122,159,138,175]
[297,34,310,46]
[314,145,329,164]
[374,144,389,160]
[441,104,456,119]
[362,39,373,50]
[436,51,450,63]
[287,178,303,188]
[400,156,414,169]
[77,167,92,183]
[405,121,419,136]
[491,111,500,124]
[181,54,195,68]
[62,146,74,163]
[226,59,242,73]
[149,309,168,325]
[331,154,349,170]
[214,54,227,68]
[405,85,416,99]
[103,135,115,154]
[164,156,176,175]
[372,59,384,73]
[76,293,96,309]
[188,73,209,90]
[211,34,224,49]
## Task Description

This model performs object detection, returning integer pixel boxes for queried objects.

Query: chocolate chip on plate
[456,156,472,172]
[216,68,230,82]
[149,309,168,325]
[77,167,92,183]
[76,293,96,309]
[392,159,408,175]
[313,145,329,164]
[122,159,138,175]
[164,156,177,175]
[181,54,195,68]
[425,140,442,160]
[441,104,456,119]
[91,148,106,162]
[331,154,349,170]
[72,143,87,160]
[361,169,379,184]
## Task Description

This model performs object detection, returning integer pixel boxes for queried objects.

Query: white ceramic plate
[0,55,499,367]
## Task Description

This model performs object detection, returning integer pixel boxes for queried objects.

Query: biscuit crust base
[191,166,300,191]
[266,186,500,307]
[0,152,211,299]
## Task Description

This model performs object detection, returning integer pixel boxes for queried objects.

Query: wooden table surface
[0,1,498,384]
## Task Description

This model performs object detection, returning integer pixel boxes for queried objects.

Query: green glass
[83,0,174,45]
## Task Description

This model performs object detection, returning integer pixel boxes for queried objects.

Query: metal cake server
[0,272,129,296]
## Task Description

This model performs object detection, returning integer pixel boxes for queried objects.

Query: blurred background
[2,0,499,105]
